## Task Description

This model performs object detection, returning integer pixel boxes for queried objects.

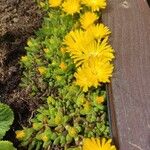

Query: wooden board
[103,0,150,150]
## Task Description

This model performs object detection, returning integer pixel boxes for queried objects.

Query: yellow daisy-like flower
[56,75,62,81]
[27,40,33,47]
[86,56,114,83]
[96,96,105,104]
[41,135,49,142]
[68,127,77,137]
[83,101,91,111]
[16,130,25,139]
[38,66,47,75]
[74,65,99,92]
[59,62,67,70]
[86,24,111,39]
[62,0,81,15]
[67,37,114,67]
[43,48,49,53]
[82,0,107,11]
[21,56,28,62]
[54,114,62,125]
[83,138,116,150]
[64,30,94,66]
[60,47,66,54]
[49,0,62,7]
[64,30,93,51]
[75,56,114,92]
[80,12,98,29]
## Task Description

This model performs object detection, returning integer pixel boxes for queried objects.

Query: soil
[0,0,44,147]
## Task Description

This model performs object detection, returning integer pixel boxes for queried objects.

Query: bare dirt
[0,0,44,147]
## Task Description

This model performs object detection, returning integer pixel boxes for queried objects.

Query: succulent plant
[16,87,109,149]
[17,0,112,149]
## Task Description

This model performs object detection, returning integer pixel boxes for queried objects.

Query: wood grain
[103,0,150,150]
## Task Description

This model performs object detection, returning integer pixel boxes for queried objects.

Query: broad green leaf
[0,141,16,150]
[0,103,14,140]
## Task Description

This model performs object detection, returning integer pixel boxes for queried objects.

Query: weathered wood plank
[103,0,150,150]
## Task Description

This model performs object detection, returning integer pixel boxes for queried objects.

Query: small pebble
[13,18,19,23]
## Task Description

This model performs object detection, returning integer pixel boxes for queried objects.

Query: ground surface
[0,0,43,147]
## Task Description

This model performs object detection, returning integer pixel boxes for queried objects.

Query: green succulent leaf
[28,140,36,150]
[60,136,66,146]
[66,135,73,144]
[0,103,14,140]
[53,136,60,145]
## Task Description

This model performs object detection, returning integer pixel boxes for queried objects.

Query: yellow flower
[60,47,66,54]
[86,56,114,83]
[83,101,91,111]
[27,40,33,47]
[96,96,105,104]
[43,48,49,53]
[77,96,86,105]
[64,30,95,66]
[80,12,98,29]
[54,115,62,125]
[56,75,62,81]
[75,66,98,92]
[59,62,67,70]
[38,66,47,75]
[49,0,62,7]
[16,130,25,139]
[62,0,81,15]
[82,0,107,11]
[68,127,77,137]
[41,135,49,142]
[86,24,111,39]
[67,38,114,67]
[64,30,93,52]
[83,138,116,150]
[21,56,28,62]
[75,56,114,92]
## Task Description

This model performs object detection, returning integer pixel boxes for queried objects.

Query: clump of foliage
[16,0,115,149]
[0,102,16,150]
[20,8,76,98]
[16,92,109,149]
